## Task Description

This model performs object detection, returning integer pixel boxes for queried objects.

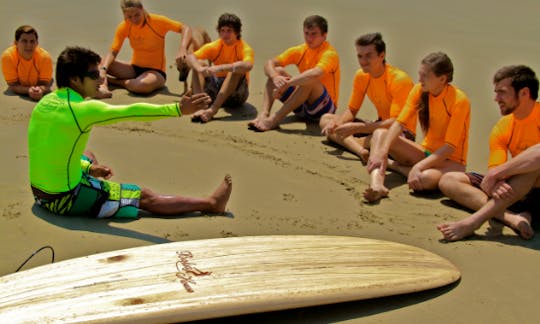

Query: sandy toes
[363,186,389,203]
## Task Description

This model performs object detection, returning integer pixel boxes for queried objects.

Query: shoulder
[387,64,412,84]
[321,41,338,55]
[448,85,471,105]
[353,68,369,82]
[491,114,513,136]
[1,46,17,60]
[35,47,52,60]
[238,39,253,50]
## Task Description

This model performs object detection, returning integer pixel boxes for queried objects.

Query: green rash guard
[28,87,181,194]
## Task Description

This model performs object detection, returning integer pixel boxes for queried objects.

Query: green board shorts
[33,172,141,219]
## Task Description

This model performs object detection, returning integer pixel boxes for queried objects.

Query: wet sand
[1,0,540,323]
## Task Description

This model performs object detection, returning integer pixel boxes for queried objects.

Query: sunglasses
[83,70,100,80]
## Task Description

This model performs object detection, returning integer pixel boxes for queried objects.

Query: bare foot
[207,174,233,213]
[363,186,389,203]
[94,86,112,99]
[436,218,479,242]
[498,211,534,240]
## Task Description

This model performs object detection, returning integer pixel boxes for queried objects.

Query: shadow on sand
[32,205,233,244]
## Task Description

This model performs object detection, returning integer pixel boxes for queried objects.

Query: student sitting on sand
[96,0,193,98]
[1,25,53,101]
[320,32,415,162]
[438,65,540,241]
[364,52,471,203]
[248,15,340,132]
[28,46,232,219]
[187,13,254,123]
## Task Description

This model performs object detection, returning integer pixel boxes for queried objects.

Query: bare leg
[363,167,389,202]
[193,72,245,122]
[437,173,537,241]
[439,171,488,211]
[139,175,232,215]
[249,69,289,127]
[108,70,165,95]
[253,79,324,131]
[320,114,371,162]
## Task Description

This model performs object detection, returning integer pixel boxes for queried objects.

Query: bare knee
[319,113,337,129]
[439,172,463,193]
[371,128,388,142]
[139,187,159,209]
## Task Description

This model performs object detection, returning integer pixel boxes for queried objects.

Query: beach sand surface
[1,0,540,323]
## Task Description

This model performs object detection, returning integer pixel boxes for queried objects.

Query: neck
[371,63,386,78]
[431,83,446,97]
[514,98,536,119]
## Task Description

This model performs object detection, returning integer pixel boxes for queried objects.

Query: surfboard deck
[0,235,460,323]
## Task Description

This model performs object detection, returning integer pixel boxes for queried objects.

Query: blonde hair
[120,0,143,10]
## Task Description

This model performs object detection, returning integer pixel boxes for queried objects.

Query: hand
[28,86,44,101]
[366,152,387,174]
[407,165,423,191]
[252,116,277,132]
[180,93,211,115]
[272,75,290,89]
[321,120,337,136]
[490,180,514,200]
[334,122,362,138]
[89,164,114,179]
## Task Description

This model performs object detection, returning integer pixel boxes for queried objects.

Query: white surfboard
[0,235,460,323]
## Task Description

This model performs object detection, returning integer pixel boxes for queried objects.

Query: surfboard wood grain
[0,235,460,323]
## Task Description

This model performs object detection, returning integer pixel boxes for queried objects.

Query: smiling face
[15,33,38,60]
[218,26,239,45]
[494,77,520,116]
[303,26,326,49]
[123,7,145,25]
[70,64,103,98]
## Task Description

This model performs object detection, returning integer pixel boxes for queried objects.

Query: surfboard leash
[15,245,55,272]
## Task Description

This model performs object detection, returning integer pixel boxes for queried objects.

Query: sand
[1,0,540,323]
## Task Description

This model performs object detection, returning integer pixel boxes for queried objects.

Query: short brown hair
[494,65,539,100]
[303,15,328,34]
[15,25,38,41]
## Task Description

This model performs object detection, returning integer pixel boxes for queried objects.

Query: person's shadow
[32,204,233,244]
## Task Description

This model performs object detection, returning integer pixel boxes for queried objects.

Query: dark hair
[493,65,539,100]
[303,15,328,34]
[355,32,385,54]
[355,32,386,64]
[417,52,454,132]
[56,46,101,88]
[217,13,242,39]
[15,25,38,41]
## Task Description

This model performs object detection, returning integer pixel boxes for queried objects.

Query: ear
[519,87,530,99]
[69,75,82,88]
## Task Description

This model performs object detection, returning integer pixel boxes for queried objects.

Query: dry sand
[1,0,540,323]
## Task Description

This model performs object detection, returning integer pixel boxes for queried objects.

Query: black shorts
[466,171,540,226]
[132,65,167,80]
